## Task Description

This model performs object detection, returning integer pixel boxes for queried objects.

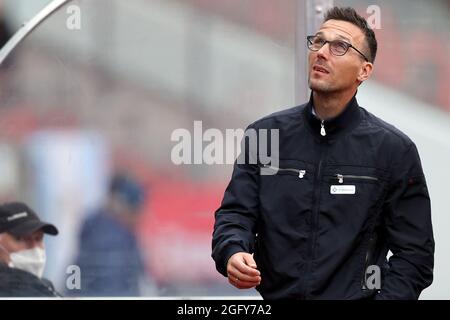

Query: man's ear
[357,62,373,83]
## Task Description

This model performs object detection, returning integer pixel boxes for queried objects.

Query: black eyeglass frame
[307,35,370,62]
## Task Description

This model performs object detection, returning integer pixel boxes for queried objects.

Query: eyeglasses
[307,35,369,62]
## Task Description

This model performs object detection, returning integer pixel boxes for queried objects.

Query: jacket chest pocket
[333,174,379,185]
[259,160,315,230]
[261,164,307,179]
[322,166,388,220]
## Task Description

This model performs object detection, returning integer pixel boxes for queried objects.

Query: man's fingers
[226,252,261,289]
[233,259,260,277]
[228,277,259,289]
[242,254,258,269]
[235,282,259,289]
[227,269,261,283]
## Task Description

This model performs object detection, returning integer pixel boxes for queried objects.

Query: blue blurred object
[66,173,149,297]
[109,174,145,210]
[70,208,146,297]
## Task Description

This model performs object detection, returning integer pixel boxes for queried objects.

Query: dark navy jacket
[212,95,434,300]
[0,263,59,297]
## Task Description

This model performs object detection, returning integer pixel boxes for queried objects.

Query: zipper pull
[299,170,306,179]
[337,174,344,184]
[320,120,326,136]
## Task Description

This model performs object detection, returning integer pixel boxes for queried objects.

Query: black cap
[0,202,58,237]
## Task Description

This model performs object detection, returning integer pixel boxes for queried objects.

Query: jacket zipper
[263,165,306,179]
[320,120,326,136]
[335,174,378,184]
[302,149,324,299]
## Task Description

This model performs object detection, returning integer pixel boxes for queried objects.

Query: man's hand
[226,252,261,289]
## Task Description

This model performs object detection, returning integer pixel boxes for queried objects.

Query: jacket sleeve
[375,143,435,299]
[211,125,260,277]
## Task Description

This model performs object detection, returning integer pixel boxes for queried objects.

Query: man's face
[308,19,370,93]
[0,230,44,263]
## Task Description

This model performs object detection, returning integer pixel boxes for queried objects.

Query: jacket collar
[303,92,362,139]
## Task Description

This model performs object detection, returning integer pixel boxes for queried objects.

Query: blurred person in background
[212,7,434,300]
[0,202,60,297]
[70,173,148,297]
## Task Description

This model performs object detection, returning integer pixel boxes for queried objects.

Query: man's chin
[308,80,333,93]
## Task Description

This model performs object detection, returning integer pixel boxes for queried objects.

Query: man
[0,202,60,297]
[212,7,434,300]
[71,173,147,297]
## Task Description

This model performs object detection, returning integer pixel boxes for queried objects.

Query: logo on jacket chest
[330,185,356,194]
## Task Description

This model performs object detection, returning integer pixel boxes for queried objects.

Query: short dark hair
[324,7,377,63]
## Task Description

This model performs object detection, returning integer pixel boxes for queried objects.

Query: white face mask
[9,247,47,278]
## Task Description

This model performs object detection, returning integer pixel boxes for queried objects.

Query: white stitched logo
[330,185,356,195]
[7,212,28,221]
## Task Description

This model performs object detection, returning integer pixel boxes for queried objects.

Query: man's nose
[316,42,330,60]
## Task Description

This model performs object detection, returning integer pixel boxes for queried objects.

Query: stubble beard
[308,75,337,93]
